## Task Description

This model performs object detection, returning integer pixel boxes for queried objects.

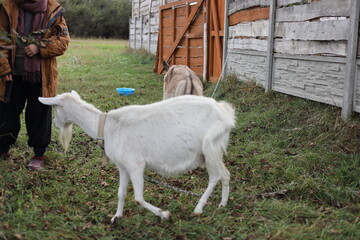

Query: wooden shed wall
[129,0,163,54]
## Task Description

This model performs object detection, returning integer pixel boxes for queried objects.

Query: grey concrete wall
[272,55,346,108]
[226,50,267,86]
[226,51,350,110]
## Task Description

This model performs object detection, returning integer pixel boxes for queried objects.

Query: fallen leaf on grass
[28,223,37,228]
[2,223,9,230]
[82,222,92,230]
[14,233,22,239]
[100,181,109,187]
[329,229,341,234]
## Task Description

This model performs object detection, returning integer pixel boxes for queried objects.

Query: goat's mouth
[59,123,73,151]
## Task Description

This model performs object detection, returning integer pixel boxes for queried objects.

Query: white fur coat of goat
[163,64,203,99]
[39,91,236,222]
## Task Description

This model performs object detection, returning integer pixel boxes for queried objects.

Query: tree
[59,0,132,39]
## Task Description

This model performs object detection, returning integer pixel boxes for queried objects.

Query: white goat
[163,61,203,100]
[39,91,236,222]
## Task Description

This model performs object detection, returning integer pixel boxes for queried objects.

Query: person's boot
[27,156,46,170]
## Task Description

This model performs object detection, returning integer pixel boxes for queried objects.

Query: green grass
[1,39,360,240]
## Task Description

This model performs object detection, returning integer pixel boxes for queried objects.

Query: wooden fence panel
[154,0,224,80]
[154,0,206,75]
[208,0,226,81]
[229,7,269,25]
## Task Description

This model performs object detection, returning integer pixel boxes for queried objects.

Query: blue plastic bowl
[116,88,135,96]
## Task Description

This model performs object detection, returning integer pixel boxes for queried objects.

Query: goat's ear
[164,67,173,83]
[71,90,80,98]
[38,97,59,106]
[163,61,170,71]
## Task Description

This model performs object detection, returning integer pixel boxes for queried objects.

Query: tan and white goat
[162,61,203,99]
[39,91,236,222]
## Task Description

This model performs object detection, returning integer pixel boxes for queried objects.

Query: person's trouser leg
[0,77,27,153]
[24,81,52,157]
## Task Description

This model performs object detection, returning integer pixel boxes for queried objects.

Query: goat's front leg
[130,169,171,220]
[111,167,129,223]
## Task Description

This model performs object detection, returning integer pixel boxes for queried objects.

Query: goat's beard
[59,123,73,151]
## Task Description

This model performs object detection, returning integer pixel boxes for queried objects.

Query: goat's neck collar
[97,112,107,149]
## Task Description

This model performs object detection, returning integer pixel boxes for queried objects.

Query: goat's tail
[219,101,236,127]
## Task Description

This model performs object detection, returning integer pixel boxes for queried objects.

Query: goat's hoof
[191,211,202,216]
[160,210,171,220]
[218,202,227,208]
[110,215,120,224]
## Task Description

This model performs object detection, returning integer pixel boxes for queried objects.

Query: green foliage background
[59,0,132,39]
[58,0,132,39]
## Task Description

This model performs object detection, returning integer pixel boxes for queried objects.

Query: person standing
[0,0,70,169]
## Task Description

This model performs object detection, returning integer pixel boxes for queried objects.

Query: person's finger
[3,75,13,81]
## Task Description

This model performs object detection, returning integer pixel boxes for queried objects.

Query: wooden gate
[154,0,224,82]
[207,0,225,81]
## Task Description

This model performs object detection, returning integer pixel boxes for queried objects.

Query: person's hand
[3,74,12,82]
[24,44,39,57]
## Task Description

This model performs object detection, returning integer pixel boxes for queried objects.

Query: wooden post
[159,9,163,63]
[265,0,276,92]
[171,5,176,65]
[156,8,164,73]
[209,0,223,74]
[203,2,208,81]
[341,0,360,120]
[221,0,230,79]
[186,3,190,67]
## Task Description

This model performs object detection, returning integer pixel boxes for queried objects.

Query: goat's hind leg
[193,174,220,215]
[193,143,230,215]
[218,161,230,207]
[111,167,130,223]
[130,169,171,220]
